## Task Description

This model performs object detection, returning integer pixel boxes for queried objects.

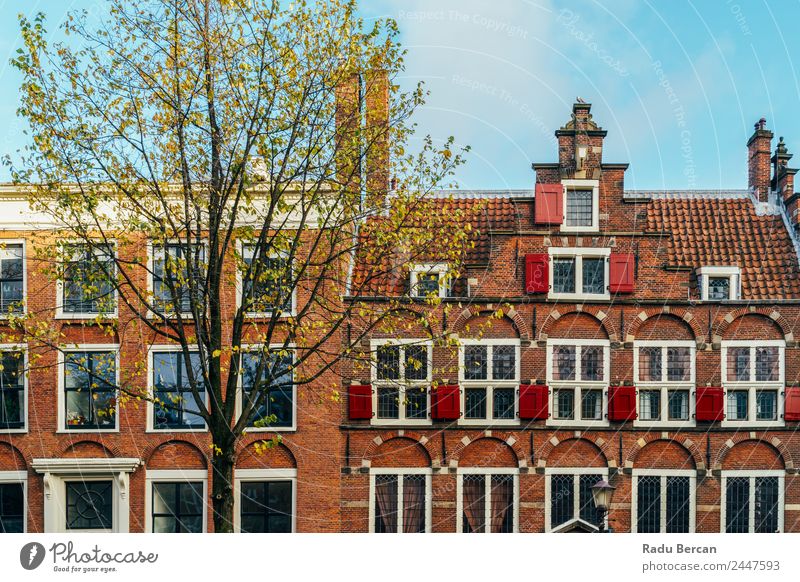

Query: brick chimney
[555,100,607,180]
[335,71,362,196]
[747,117,773,202]
[363,70,390,205]
[772,136,799,231]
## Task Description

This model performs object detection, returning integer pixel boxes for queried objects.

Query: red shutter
[695,387,724,421]
[785,387,800,421]
[519,384,548,419]
[431,385,460,420]
[608,253,635,294]
[534,184,564,225]
[525,254,549,294]
[348,384,373,420]
[608,385,637,421]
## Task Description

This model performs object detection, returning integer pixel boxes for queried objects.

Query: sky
[0,0,799,190]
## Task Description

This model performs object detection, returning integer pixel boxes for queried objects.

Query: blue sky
[1,1,799,190]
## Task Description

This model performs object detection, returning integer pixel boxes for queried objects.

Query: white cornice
[31,457,141,474]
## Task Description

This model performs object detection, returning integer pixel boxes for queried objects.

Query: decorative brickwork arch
[625,308,703,343]
[367,437,432,468]
[59,440,119,459]
[537,434,613,469]
[144,439,208,469]
[0,441,27,470]
[451,435,523,468]
[359,430,439,467]
[625,434,704,470]
[237,440,298,469]
[715,436,792,471]
[713,308,793,343]
[538,306,617,342]
[449,306,528,340]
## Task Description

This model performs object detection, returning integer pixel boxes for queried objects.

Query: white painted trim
[409,263,450,299]
[547,247,611,301]
[697,266,741,301]
[370,339,433,427]
[0,240,27,318]
[145,469,208,533]
[54,241,119,320]
[368,470,433,533]
[543,468,607,532]
[458,340,521,426]
[0,344,28,434]
[146,346,208,433]
[455,470,519,533]
[146,241,208,319]
[546,339,610,427]
[560,179,600,233]
[721,341,785,428]
[0,471,27,533]
[631,470,696,533]
[235,344,297,433]
[633,341,696,427]
[233,468,297,533]
[235,240,297,319]
[720,471,784,533]
[56,345,120,433]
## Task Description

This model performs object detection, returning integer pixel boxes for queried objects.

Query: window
[241,244,292,315]
[66,481,112,530]
[633,473,694,533]
[458,472,516,533]
[151,481,204,533]
[547,340,609,425]
[561,180,599,232]
[697,266,740,301]
[722,473,782,533]
[63,351,117,430]
[409,264,449,299]
[0,350,25,431]
[60,243,115,315]
[460,342,519,423]
[152,351,206,430]
[548,248,610,299]
[634,342,695,426]
[241,349,294,429]
[371,471,430,533]
[0,244,23,315]
[240,481,292,533]
[722,342,784,425]
[372,341,431,424]
[547,471,606,531]
[152,243,205,314]
[0,481,24,533]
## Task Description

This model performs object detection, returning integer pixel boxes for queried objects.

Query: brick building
[2,95,800,533]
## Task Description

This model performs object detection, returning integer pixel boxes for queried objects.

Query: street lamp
[590,479,616,533]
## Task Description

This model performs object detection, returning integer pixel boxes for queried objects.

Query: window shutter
[431,385,460,420]
[608,385,637,421]
[608,253,635,293]
[695,386,724,421]
[525,254,549,294]
[534,184,564,225]
[784,387,800,421]
[519,384,549,419]
[348,384,373,420]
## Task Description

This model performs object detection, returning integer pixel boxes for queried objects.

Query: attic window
[561,179,599,233]
[697,266,741,301]
[410,263,449,299]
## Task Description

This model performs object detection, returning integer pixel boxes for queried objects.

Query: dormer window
[697,266,740,301]
[561,179,599,233]
[410,264,449,299]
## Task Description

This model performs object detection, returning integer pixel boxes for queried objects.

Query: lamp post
[590,479,616,533]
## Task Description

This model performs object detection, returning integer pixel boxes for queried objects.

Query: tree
[7,0,474,532]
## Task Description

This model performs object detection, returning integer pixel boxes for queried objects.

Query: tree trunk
[211,447,237,533]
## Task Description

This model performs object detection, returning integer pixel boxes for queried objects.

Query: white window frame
[560,179,600,233]
[631,469,697,533]
[633,340,696,428]
[146,345,208,433]
[0,239,26,318]
[721,340,784,428]
[235,241,296,319]
[233,468,296,533]
[544,467,607,532]
[720,470,784,533]
[147,241,208,319]
[0,344,27,434]
[145,469,208,533]
[0,470,27,533]
[31,457,139,533]
[456,468,519,534]
[55,240,118,320]
[697,266,741,301]
[236,344,297,433]
[370,339,433,426]
[547,247,611,301]
[459,339,521,426]
[546,338,610,427]
[409,263,450,299]
[57,344,120,434]
[368,468,433,533]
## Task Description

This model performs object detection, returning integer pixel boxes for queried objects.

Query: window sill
[145,427,208,433]
[548,292,611,301]
[370,419,433,427]
[459,419,519,426]
[547,420,609,428]
[0,428,27,434]
[58,428,119,434]
[720,421,784,429]
[633,420,696,428]
[559,225,600,234]
[244,311,294,320]
[243,425,297,433]
[55,313,118,321]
